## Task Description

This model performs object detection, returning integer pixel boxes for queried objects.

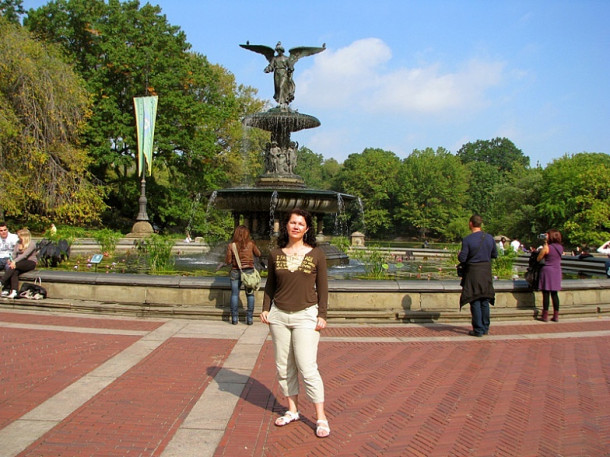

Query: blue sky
[23,0,610,167]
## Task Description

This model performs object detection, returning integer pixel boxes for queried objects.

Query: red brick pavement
[216,320,610,457]
[1,312,609,457]
[17,337,235,457]
[0,327,140,429]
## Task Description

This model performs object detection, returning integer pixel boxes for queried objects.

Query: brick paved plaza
[1,310,609,456]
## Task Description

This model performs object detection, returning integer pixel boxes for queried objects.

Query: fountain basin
[212,187,354,213]
[243,108,320,133]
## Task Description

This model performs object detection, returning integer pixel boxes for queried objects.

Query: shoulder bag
[231,243,261,291]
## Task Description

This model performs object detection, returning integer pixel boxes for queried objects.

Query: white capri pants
[268,304,325,404]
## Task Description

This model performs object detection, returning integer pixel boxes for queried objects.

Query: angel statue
[240,41,326,106]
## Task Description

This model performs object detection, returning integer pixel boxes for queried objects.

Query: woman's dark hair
[232,225,252,250]
[277,208,317,248]
[547,229,562,245]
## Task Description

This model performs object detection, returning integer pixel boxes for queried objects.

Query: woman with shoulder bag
[537,229,563,322]
[219,225,261,325]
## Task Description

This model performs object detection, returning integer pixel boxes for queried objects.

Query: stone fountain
[210,41,355,263]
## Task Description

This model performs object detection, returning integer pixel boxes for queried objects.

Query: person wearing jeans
[229,268,255,324]
[458,215,498,337]
[219,225,261,325]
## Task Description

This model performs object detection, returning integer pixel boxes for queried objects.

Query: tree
[335,148,401,238]
[0,0,24,24]
[294,146,341,190]
[537,152,610,247]
[25,0,264,234]
[457,137,529,173]
[395,147,470,240]
[462,161,504,220]
[486,166,543,246]
[0,16,106,224]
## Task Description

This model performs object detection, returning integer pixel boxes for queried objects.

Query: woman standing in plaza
[537,229,563,322]
[260,208,330,438]
[221,225,261,325]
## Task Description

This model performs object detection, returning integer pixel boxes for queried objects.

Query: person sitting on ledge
[597,240,610,278]
[1,228,38,299]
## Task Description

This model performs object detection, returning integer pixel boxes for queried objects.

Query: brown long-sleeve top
[262,247,328,319]
[225,240,261,270]
[12,242,38,264]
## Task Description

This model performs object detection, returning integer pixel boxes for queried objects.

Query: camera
[538,233,548,240]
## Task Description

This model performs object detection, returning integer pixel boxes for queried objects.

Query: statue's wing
[288,45,326,63]
[239,44,276,63]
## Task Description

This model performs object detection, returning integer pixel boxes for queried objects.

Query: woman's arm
[12,243,36,264]
[537,243,549,262]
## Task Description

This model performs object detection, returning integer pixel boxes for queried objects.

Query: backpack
[525,250,544,290]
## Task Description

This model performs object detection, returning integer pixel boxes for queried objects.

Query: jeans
[229,269,254,321]
[470,299,490,335]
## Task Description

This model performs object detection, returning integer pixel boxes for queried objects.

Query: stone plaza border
[3,271,608,323]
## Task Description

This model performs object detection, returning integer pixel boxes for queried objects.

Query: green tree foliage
[336,148,401,238]
[486,166,543,246]
[294,147,341,190]
[0,0,24,24]
[457,137,532,234]
[0,16,106,224]
[395,147,470,240]
[25,0,263,235]
[457,137,529,173]
[463,161,503,218]
[537,152,610,247]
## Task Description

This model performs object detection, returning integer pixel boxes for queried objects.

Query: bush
[93,229,122,255]
[134,234,175,273]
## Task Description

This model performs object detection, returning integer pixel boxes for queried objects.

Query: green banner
[133,96,158,176]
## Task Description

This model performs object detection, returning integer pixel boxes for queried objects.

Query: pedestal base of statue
[256,175,306,189]
[125,220,154,238]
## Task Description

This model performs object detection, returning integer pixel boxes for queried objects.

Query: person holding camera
[537,229,564,322]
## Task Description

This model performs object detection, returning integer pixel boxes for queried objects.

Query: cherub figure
[240,41,326,106]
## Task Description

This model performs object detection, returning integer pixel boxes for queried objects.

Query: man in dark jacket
[458,215,498,337]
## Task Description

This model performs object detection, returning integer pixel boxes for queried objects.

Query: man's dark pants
[470,299,490,336]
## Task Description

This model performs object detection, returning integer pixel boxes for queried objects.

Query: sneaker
[7,290,17,299]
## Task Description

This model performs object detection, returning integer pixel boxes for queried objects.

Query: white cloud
[296,38,506,116]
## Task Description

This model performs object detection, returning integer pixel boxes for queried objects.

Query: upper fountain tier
[243,106,320,133]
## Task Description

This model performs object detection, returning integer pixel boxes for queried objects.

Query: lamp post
[127,95,158,237]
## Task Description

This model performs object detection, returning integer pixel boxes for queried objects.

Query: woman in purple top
[537,229,563,322]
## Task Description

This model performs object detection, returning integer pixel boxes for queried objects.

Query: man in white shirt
[510,238,521,252]
[597,240,610,278]
[0,222,19,271]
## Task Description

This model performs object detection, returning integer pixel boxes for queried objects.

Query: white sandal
[275,410,300,426]
[316,419,331,438]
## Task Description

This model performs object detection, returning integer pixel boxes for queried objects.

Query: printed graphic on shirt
[277,254,316,274]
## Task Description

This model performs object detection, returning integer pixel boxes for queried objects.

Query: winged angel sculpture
[240,41,326,106]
